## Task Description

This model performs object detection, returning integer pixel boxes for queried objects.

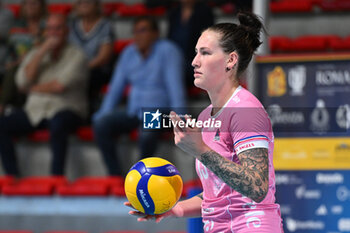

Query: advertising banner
[257,54,350,232]
[276,170,350,233]
[256,54,350,169]
[257,54,350,138]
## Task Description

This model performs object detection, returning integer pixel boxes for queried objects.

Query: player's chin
[194,79,206,91]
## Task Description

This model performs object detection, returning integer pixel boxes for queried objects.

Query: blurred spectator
[0,0,47,115]
[0,14,88,177]
[0,0,14,83]
[69,0,115,117]
[168,0,214,89]
[0,0,14,39]
[145,0,214,89]
[93,16,186,176]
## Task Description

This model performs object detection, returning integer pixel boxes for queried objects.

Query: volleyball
[124,157,183,215]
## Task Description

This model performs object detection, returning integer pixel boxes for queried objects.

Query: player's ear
[227,51,238,70]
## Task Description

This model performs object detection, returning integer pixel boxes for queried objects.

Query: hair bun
[237,11,263,52]
[237,11,263,35]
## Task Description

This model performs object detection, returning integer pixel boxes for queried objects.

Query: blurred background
[0,0,349,233]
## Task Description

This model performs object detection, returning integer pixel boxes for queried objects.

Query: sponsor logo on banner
[310,99,330,133]
[316,172,344,184]
[331,205,343,215]
[286,218,325,232]
[275,173,303,185]
[267,66,286,97]
[336,104,350,129]
[267,104,304,126]
[337,186,350,201]
[316,70,350,85]
[338,218,350,232]
[335,143,350,162]
[288,65,306,96]
[280,204,292,215]
[315,204,328,216]
[295,185,321,199]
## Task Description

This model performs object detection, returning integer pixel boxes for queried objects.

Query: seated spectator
[0,0,47,115]
[0,14,88,177]
[93,16,186,176]
[69,0,115,117]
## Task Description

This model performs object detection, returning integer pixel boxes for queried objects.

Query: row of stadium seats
[5,3,166,18]
[271,0,350,13]
[0,231,186,233]
[0,176,125,196]
[5,0,350,19]
[118,36,350,54]
[113,34,350,55]
[0,176,201,197]
[270,35,350,53]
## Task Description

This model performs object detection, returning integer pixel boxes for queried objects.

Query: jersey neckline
[210,85,242,118]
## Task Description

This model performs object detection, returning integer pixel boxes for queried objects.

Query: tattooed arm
[197,148,269,203]
[169,112,269,203]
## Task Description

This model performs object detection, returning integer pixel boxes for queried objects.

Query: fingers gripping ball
[125,157,183,215]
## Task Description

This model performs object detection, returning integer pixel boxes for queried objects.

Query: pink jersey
[196,86,283,233]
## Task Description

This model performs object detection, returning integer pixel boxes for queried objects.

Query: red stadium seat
[114,39,133,55]
[220,2,236,14]
[110,185,125,197]
[291,35,339,52]
[48,3,72,15]
[57,184,109,196]
[318,0,350,11]
[290,36,325,52]
[270,35,343,53]
[159,232,186,233]
[117,3,165,17]
[76,176,124,186]
[2,176,67,196]
[182,179,202,197]
[0,231,33,233]
[27,129,50,142]
[76,126,94,141]
[103,2,125,16]
[44,231,87,233]
[129,129,139,141]
[329,36,350,51]
[270,0,313,13]
[5,4,21,18]
[0,176,15,192]
[104,231,146,233]
[57,176,124,196]
[269,36,293,53]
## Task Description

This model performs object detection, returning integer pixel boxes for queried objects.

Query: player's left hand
[170,111,210,158]
[124,202,172,223]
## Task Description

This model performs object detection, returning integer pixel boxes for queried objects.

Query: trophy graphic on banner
[288,66,306,96]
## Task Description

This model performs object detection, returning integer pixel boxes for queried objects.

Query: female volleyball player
[126,11,283,232]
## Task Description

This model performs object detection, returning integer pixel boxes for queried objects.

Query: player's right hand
[124,201,172,223]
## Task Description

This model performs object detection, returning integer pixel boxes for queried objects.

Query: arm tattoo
[198,148,269,203]
[196,192,203,200]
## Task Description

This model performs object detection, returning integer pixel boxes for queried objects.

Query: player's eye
[201,50,211,55]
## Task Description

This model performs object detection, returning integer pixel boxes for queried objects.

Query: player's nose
[192,53,200,68]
